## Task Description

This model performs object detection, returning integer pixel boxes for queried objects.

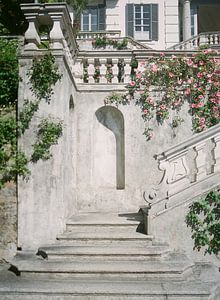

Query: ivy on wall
[105,48,220,140]
[92,36,128,50]
[186,190,220,255]
[0,38,63,189]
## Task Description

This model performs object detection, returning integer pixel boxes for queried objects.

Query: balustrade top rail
[169,31,220,51]
[157,123,220,159]
[77,31,121,39]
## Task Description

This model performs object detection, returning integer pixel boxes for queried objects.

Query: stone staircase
[0,212,217,299]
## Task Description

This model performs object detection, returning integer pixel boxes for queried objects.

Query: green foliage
[105,49,220,140]
[0,0,28,35]
[0,37,63,189]
[31,119,63,162]
[0,38,19,106]
[18,99,39,135]
[28,53,62,103]
[92,36,128,50]
[186,190,220,255]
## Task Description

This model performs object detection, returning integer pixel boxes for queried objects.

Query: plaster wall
[74,90,193,213]
[17,55,78,250]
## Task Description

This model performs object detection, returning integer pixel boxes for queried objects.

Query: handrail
[147,123,220,215]
[169,31,220,51]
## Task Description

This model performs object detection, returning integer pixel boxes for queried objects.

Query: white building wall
[104,0,179,50]
[164,0,180,48]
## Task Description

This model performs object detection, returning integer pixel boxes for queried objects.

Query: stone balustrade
[73,52,134,85]
[170,31,220,51]
[20,3,78,67]
[147,124,220,214]
[77,31,121,40]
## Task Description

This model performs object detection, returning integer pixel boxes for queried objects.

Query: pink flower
[140,90,145,95]
[193,64,198,68]
[199,60,204,66]
[130,81,136,87]
[197,102,204,108]
[198,95,204,99]
[160,52,165,57]
[193,83,198,88]
[187,79,192,84]
[147,97,154,105]
[199,117,206,124]
[185,88,191,96]
[178,79,183,85]
[143,109,148,114]
[151,64,159,72]
[217,91,220,98]
[173,101,181,106]
[210,98,218,104]
[160,104,167,110]
[213,106,219,112]
[200,124,206,130]
[197,72,203,78]
[191,103,196,108]
[172,55,177,59]
[187,59,193,66]
[136,73,142,79]
[169,72,174,78]
[203,49,208,54]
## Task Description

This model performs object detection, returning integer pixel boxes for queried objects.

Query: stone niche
[94,106,125,190]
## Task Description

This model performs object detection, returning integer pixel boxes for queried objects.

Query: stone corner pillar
[20,4,41,50]
[182,0,191,41]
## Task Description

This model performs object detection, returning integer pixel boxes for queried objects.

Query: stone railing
[20,3,78,71]
[73,50,196,88]
[146,124,220,215]
[73,51,134,86]
[169,31,220,51]
[77,30,121,40]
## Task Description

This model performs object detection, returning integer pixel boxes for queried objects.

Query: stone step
[11,253,194,280]
[0,278,214,300]
[67,212,143,225]
[37,244,170,260]
[57,230,153,242]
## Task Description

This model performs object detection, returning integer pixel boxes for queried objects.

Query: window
[126,4,158,41]
[81,6,105,31]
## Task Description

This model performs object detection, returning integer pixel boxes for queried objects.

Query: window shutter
[151,4,158,41]
[98,5,106,31]
[126,4,134,37]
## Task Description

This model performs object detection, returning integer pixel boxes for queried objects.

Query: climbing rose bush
[105,49,220,140]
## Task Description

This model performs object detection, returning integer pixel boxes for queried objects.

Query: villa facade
[77,0,220,49]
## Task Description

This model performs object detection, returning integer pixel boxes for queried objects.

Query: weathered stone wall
[17,54,78,250]
[0,183,17,260]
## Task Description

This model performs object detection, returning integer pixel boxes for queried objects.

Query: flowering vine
[105,48,220,140]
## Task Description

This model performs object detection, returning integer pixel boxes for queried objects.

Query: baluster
[124,58,131,83]
[73,58,83,83]
[194,141,207,181]
[87,58,95,83]
[49,13,64,49]
[213,134,220,173]
[99,59,107,83]
[112,59,119,83]
[21,11,40,50]
[199,34,207,47]
[214,33,218,45]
